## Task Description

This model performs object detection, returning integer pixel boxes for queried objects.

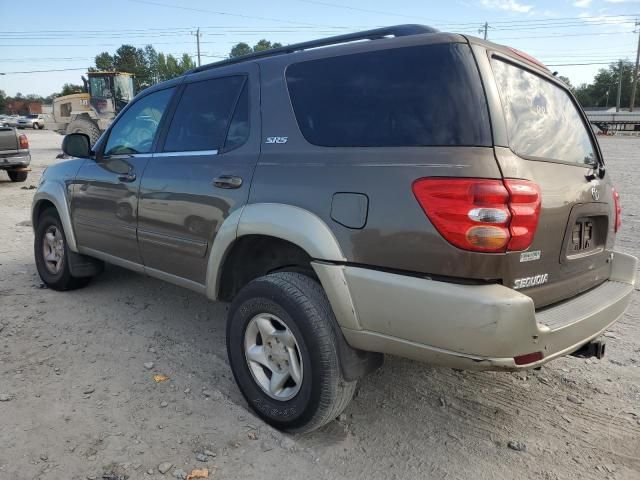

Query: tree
[95,52,114,71]
[60,83,84,96]
[230,42,252,58]
[89,44,196,90]
[112,45,150,90]
[145,45,159,84]
[573,60,635,108]
[0,90,6,112]
[229,39,283,58]
[557,75,574,92]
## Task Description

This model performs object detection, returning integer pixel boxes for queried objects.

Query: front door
[71,87,175,264]
[137,66,259,284]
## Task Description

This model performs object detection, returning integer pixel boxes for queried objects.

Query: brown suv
[32,25,637,433]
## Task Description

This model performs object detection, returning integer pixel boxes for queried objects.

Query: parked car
[17,114,45,129]
[4,115,20,127]
[31,25,637,433]
[0,126,30,181]
[0,115,12,127]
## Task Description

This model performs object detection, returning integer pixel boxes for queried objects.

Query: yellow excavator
[45,71,135,145]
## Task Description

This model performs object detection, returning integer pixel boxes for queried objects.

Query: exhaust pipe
[570,337,606,360]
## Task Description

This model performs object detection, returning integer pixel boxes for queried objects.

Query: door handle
[118,172,137,183]
[213,175,243,189]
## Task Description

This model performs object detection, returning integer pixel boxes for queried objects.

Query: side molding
[32,180,79,252]
[205,203,347,301]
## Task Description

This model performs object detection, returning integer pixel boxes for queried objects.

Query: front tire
[65,118,101,146]
[227,272,356,433]
[34,208,90,291]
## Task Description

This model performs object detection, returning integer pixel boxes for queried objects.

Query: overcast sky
[1,0,639,97]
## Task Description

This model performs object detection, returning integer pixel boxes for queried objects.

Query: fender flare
[205,202,346,299]
[32,180,79,252]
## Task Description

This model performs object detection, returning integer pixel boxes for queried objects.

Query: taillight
[612,187,621,233]
[18,134,28,150]
[412,178,541,253]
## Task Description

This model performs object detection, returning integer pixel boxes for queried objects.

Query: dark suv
[32,25,637,433]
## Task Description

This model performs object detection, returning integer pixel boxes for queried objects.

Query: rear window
[286,43,491,147]
[491,58,596,165]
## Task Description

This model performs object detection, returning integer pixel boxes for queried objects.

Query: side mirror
[62,133,91,158]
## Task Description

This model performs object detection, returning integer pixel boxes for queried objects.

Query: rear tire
[8,170,28,182]
[34,208,90,291]
[65,118,101,146]
[227,272,356,433]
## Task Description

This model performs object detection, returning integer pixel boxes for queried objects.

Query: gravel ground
[1,129,639,480]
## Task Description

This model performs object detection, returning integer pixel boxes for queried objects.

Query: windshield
[491,58,597,166]
[89,75,112,99]
[26,114,38,119]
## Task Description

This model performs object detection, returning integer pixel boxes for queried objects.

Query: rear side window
[163,76,246,152]
[286,43,491,147]
[491,58,596,165]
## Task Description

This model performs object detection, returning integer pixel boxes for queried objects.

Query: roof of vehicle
[186,24,443,75]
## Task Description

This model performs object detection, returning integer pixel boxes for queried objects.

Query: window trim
[157,74,249,155]
[98,85,177,160]
[489,53,601,169]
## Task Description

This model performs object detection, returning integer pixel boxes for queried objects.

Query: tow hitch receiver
[570,337,606,360]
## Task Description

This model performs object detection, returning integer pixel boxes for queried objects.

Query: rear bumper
[0,151,31,169]
[313,251,637,370]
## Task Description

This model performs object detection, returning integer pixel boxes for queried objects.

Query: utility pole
[191,28,202,67]
[616,60,623,113]
[479,22,489,40]
[630,20,640,112]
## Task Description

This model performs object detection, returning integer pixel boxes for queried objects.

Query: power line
[0,67,89,75]
[295,0,443,23]
[128,0,334,28]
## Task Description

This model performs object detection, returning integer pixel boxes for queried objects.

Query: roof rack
[189,24,438,74]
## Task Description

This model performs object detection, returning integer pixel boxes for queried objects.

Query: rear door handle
[213,175,243,189]
[118,173,137,183]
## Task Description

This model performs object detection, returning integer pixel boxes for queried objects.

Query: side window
[104,88,174,156]
[491,58,596,165]
[163,76,247,153]
[224,82,249,151]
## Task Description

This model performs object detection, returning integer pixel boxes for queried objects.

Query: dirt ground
[1,129,639,480]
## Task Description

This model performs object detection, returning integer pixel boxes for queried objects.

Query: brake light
[18,134,28,150]
[412,178,541,253]
[612,187,621,233]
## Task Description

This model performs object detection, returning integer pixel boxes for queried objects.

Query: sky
[1,0,639,97]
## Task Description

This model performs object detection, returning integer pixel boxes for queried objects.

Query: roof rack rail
[188,24,438,74]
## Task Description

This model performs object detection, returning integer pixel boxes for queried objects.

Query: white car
[16,114,45,129]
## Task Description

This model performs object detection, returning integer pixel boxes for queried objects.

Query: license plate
[571,219,594,252]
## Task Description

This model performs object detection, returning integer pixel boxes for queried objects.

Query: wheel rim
[42,225,64,274]
[244,313,303,401]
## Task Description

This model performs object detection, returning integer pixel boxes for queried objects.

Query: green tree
[91,44,195,90]
[229,39,282,58]
[145,45,159,84]
[557,75,574,92]
[230,42,252,58]
[573,60,635,108]
[95,52,114,71]
[0,90,6,112]
[60,83,84,96]
[111,45,151,90]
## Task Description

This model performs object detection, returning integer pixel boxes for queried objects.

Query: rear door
[485,53,615,308]
[137,65,258,285]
